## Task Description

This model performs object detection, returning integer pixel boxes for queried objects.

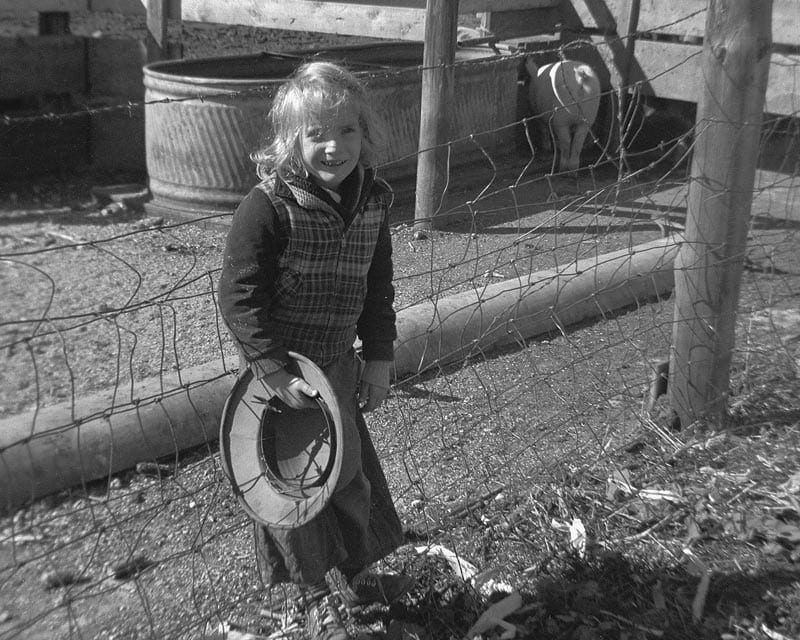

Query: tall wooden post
[668,0,772,428]
[146,0,181,62]
[414,0,458,231]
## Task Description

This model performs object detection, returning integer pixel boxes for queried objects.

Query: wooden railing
[0,0,560,44]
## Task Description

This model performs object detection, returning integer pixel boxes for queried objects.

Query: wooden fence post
[146,0,168,62]
[146,0,183,61]
[413,0,458,231]
[668,0,772,429]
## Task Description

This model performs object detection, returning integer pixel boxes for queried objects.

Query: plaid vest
[256,174,389,367]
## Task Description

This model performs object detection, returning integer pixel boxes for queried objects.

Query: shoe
[306,594,350,640]
[340,571,416,608]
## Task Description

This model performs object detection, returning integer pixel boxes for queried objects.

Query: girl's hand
[358,360,392,412]
[261,368,319,410]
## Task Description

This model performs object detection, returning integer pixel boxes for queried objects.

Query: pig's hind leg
[567,121,591,172]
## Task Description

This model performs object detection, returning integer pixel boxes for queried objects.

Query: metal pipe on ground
[0,235,681,510]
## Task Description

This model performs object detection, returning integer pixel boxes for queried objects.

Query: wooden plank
[0,0,87,11]
[573,0,707,37]
[0,0,794,46]
[302,0,560,9]
[609,39,799,116]
[767,52,800,116]
[571,0,798,45]
[180,0,425,40]
[0,36,85,99]
[179,0,558,40]
[146,0,168,61]
[0,0,556,16]
[0,0,178,18]
[480,7,561,39]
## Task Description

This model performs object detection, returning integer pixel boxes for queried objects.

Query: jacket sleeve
[217,188,290,375]
[357,204,397,362]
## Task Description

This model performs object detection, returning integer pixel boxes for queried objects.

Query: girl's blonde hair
[251,61,387,180]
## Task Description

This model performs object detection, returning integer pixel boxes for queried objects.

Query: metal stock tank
[143,41,519,221]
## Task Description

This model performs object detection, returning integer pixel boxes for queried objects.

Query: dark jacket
[218,165,396,375]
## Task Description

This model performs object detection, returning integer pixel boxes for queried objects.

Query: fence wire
[1,17,800,640]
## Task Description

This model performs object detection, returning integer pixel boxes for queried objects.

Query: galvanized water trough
[143,41,520,220]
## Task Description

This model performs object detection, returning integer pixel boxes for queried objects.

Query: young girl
[218,61,413,639]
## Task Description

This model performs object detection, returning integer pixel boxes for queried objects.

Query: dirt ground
[2,152,799,640]
[2,10,800,640]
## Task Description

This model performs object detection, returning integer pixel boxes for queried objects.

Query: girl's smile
[301,106,362,190]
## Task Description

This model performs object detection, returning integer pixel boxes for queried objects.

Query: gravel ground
[2,11,800,640]
[2,151,799,639]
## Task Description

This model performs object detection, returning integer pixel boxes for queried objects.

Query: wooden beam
[569,0,797,45]
[480,7,561,39]
[180,0,424,40]
[669,0,772,428]
[179,0,557,40]
[302,0,560,9]
[0,0,558,9]
[0,0,86,10]
[414,0,458,230]
[0,0,178,18]
[604,39,797,116]
[146,0,168,61]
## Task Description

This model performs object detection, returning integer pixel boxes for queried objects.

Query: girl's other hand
[358,360,392,412]
[261,368,319,410]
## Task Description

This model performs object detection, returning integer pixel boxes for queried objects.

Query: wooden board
[571,0,800,46]
[0,0,557,15]
[1,0,795,45]
[481,7,561,40]
[590,37,799,116]
[0,0,558,40]
[0,0,179,17]
[309,0,560,8]
[178,0,558,40]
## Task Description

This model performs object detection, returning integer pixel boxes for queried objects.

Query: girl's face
[299,105,362,190]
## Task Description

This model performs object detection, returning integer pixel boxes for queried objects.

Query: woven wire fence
[1,19,799,640]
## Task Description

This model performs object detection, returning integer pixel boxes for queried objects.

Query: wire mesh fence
[1,14,800,640]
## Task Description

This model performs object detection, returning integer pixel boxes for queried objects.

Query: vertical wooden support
[146,0,169,62]
[413,0,458,231]
[617,0,640,115]
[668,0,772,429]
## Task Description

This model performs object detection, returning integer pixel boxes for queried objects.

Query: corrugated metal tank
[143,42,520,220]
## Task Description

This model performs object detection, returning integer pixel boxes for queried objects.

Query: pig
[525,57,601,173]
